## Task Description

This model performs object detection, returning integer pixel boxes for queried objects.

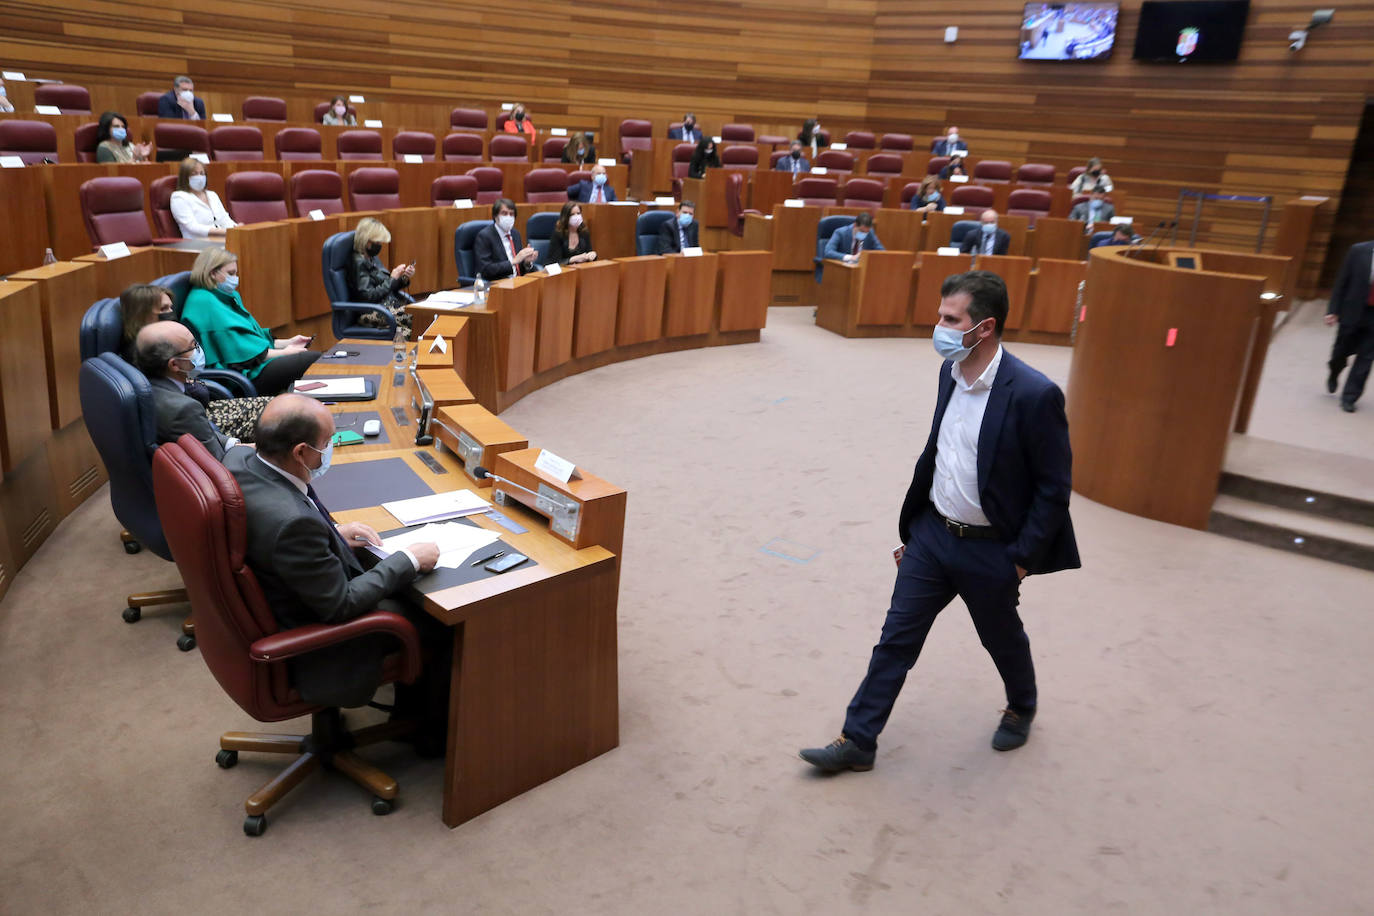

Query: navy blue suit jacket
[569,180,618,203]
[824,225,885,260]
[898,349,1080,575]
[931,139,968,157]
[1328,240,1374,326]
[473,225,528,280]
[157,90,206,119]
[668,126,702,143]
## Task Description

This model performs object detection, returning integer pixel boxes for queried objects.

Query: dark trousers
[842,508,1036,752]
[1330,306,1374,405]
[253,349,322,396]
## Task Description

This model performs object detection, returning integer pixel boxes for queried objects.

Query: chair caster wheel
[122,606,141,623]
[215,749,238,769]
[243,814,267,836]
[371,796,394,816]
[123,540,141,554]
[177,634,197,652]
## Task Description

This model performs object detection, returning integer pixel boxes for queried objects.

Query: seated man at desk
[475,198,539,280]
[824,211,885,264]
[1069,188,1115,226]
[775,139,811,175]
[1092,223,1136,248]
[960,209,1010,256]
[570,163,618,203]
[134,320,235,460]
[157,75,205,120]
[932,126,967,157]
[668,113,702,143]
[656,200,700,254]
[226,395,449,746]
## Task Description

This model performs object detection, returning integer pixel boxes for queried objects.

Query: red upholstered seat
[153,122,210,156]
[225,171,289,224]
[671,142,696,179]
[242,97,287,121]
[1007,188,1052,226]
[721,124,755,142]
[74,122,100,162]
[35,83,91,114]
[845,131,876,149]
[313,102,356,123]
[768,150,789,168]
[865,153,903,177]
[542,136,569,162]
[973,160,1013,184]
[465,167,505,204]
[757,134,789,147]
[450,108,488,131]
[488,135,528,163]
[348,167,401,210]
[722,145,758,170]
[796,177,838,207]
[949,185,996,209]
[391,131,436,161]
[0,120,60,163]
[274,128,322,160]
[209,125,264,161]
[724,171,761,237]
[567,170,591,186]
[880,133,914,151]
[1067,166,1087,186]
[1017,163,1056,186]
[815,150,855,174]
[927,156,951,176]
[1070,193,1115,209]
[523,168,570,203]
[80,177,153,247]
[816,129,832,147]
[619,119,653,157]
[442,133,484,162]
[150,175,180,237]
[336,130,383,161]
[841,178,884,209]
[431,175,480,207]
[900,182,923,207]
[289,169,345,218]
[137,92,161,117]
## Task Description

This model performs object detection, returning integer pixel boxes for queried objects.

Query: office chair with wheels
[321,231,398,340]
[152,435,424,836]
[814,214,856,283]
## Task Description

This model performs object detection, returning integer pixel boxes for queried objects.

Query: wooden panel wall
[2,0,1372,278]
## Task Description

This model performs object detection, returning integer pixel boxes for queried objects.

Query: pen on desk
[470,550,505,567]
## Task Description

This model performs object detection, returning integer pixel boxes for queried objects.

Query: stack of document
[367,521,500,570]
[425,289,478,309]
[382,490,491,526]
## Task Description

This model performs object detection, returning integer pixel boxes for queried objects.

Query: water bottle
[472,275,487,307]
[42,247,56,266]
[392,323,406,366]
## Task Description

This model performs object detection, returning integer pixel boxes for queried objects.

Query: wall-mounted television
[1019,3,1120,60]
[1133,0,1250,62]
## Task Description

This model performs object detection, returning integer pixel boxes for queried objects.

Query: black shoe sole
[798,751,874,772]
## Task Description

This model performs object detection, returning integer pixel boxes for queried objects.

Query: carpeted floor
[2,305,1371,915]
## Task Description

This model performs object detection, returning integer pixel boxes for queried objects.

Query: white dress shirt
[930,345,1003,526]
[169,189,237,239]
[496,226,519,270]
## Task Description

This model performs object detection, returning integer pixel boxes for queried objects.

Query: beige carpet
[2,307,1371,915]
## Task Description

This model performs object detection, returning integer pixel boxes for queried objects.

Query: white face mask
[179,89,194,102]
[333,105,346,116]
[948,132,959,143]
[569,213,583,229]
[189,173,207,191]
[497,214,515,233]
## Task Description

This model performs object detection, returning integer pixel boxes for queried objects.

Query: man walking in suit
[656,200,700,254]
[823,211,886,264]
[569,163,618,203]
[801,271,1079,771]
[474,197,539,280]
[932,126,968,157]
[134,320,233,459]
[960,208,1011,256]
[775,139,810,175]
[1069,189,1116,226]
[1326,239,1374,412]
[668,113,702,144]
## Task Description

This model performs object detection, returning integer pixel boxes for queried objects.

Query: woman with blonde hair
[908,174,946,213]
[180,247,318,396]
[170,157,236,239]
[347,217,414,335]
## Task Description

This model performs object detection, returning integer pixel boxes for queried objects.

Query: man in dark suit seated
[800,270,1079,772]
[656,200,700,254]
[569,163,618,204]
[1092,224,1136,248]
[1326,238,1374,412]
[667,113,702,144]
[931,126,967,157]
[474,197,539,280]
[774,139,811,175]
[134,320,233,459]
[225,395,450,745]
[823,211,885,264]
[959,209,1011,256]
[1069,189,1116,226]
[156,75,206,120]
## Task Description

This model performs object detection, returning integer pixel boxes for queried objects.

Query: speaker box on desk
[491,448,626,554]
[431,403,528,486]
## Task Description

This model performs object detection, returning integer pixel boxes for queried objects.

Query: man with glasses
[134,320,235,459]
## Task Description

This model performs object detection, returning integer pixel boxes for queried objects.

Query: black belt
[934,510,1001,540]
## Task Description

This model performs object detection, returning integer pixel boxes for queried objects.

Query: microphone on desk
[473,466,541,500]
[1151,220,1177,251]
[1132,220,1167,251]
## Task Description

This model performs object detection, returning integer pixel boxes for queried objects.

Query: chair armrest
[331,300,397,330]
[198,368,257,398]
[250,609,423,683]
[200,378,232,400]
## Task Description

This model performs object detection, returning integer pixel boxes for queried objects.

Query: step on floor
[1209,494,1374,573]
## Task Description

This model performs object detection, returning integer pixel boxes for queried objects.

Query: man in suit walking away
[135,320,233,459]
[800,271,1079,771]
[1326,239,1374,412]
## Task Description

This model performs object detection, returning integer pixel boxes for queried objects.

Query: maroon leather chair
[314,102,357,123]
[845,131,876,150]
[209,125,264,161]
[816,129,832,147]
[150,175,180,237]
[900,182,924,207]
[928,136,947,153]
[1017,163,1056,186]
[151,436,423,836]
[1067,166,1087,187]
[0,120,59,163]
[1007,188,1052,226]
[949,184,996,209]
[488,135,528,163]
[880,133,914,151]
[74,122,101,162]
[841,178,884,210]
[724,171,762,237]
[274,127,323,160]
[619,119,652,158]
[136,92,162,117]
[865,153,903,178]
[337,130,383,161]
[224,171,289,224]
[289,170,346,218]
[757,134,789,148]
[567,169,592,188]
[465,167,504,204]
[34,83,91,114]
[541,136,568,162]
[347,167,401,210]
[927,156,951,176]
[973,160,1013,184]
[153,122,210,157]
[1070,193,1115,210]
[79,177,154,247]
[391,131,436,161]
[797,177,838,207]
[815,149,855,174]
[768,151,789,169]
[242,97,287,121]
[430,174,480,207]
[722,145,758,170]
[671,142,696,179]
[442,132,484,162]
[721,123,755,142]
[523,168,570,203]
[450,108,488,131]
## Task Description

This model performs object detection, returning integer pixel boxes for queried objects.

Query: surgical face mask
[854,230,869,242]
[188,173,207,191]
[177,345,206,377]
[932,320,987,362]
[179,90,194,102]
[948,132,959,143]
[216,273,239,294]
[981,222,997,234]
[569,213,583,229]
[303,440,333,481]
[678,212,693,228]
[111,126,128,142]
[365,242,382,256]
[497,214,515,233]
[593,172,606,186]
[334,105,346,116]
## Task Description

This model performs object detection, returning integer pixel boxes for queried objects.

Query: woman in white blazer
[169,157,237,239]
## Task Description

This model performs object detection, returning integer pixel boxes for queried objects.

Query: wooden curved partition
[1065,246,1286,530]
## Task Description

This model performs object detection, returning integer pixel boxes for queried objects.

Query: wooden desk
[816,251,913,336]
[8,261,95,430]
[615,256,667,346]
[1026,259,1085,334]
[225,222,292,331]
[663,253,719,338]
[912,252,972,325]
[580,204,639,261]
[533,267,577,373]
[571,260,621,358]
[485,276,539,391]
[715,251,771,332]
[751,170,796,214]
[0,281,52,473]
[0,166,52,273]
[1031,218,1088,263]
[976,255,1033,330]
[383,207,440,294]
[290,215,346,321]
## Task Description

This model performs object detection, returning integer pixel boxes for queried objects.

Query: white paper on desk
[100,242,132,260]
[349,94,366,103]
[190,152,210,164]
[653,196,676,205]
[403,153,422,163]
[937,246,962,256]
[3,71,26,81]
[550,127,568,137]
[1110,216,1132,225]
[382,490,490,526]
[297,376,366,396]
[949,174,969,183]
[369,520,500,569]
[944,205,965,215]
[453,198,474,209]
[364,118,383,128]
[830,142,848,151]
[428,335,447,354]
[501,102,514,111]
[34,104,61,115]
[682,246,703,257]
[211,113,233,122]
[783,198,804,208]
[308,208,325,221]
[0,156,25,168]
[610,199,638,205]
[427,288,476,306]
[811,166,828,174]
[544,262,562,276]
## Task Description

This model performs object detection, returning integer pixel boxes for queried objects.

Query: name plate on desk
[544,262,563,276]
[453,198,474,209]
[682,247,704,258]
[0,156,25,168]
[653,196,676,205]
[949,174,969,183]
[501,102,514,111]
[34,104,61,115]
[1110,216,1133,225]
[3,71,26,80]
[550,128,568,137]
[189,152,210,164]
[99,242,132,260]
[937,246,962,256]
[403,154,422,163]
[364,119,383,128]
[597,157,617,167]
[783,199,804,208]
[427,335,447,354]
[830,142,848,151]
[211,113,233,122]
[811,166,828,174]
[349,94,365,102]
[950,149,969,158]
[944,206,965,215]
[308,208,326,221]
[534,448,578,483]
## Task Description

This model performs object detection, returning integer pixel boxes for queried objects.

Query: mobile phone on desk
[294,381,326,392]
[485,553,528,574]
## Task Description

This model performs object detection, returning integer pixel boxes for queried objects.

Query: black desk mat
[315,344,395,368]
[332,410,391,446]
[296,373,380,403]
[377,521,536,593]
[311,456,432,511]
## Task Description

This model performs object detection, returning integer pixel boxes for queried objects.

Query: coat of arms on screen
[1175,27,1199,57]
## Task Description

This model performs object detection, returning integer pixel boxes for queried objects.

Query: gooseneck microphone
[473,466,541,500]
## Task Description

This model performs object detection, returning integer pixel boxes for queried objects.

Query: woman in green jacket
[180,247,320,396]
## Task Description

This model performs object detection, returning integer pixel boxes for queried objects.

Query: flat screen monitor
[1019,3,1120,60]
[1133,0,1250,62]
